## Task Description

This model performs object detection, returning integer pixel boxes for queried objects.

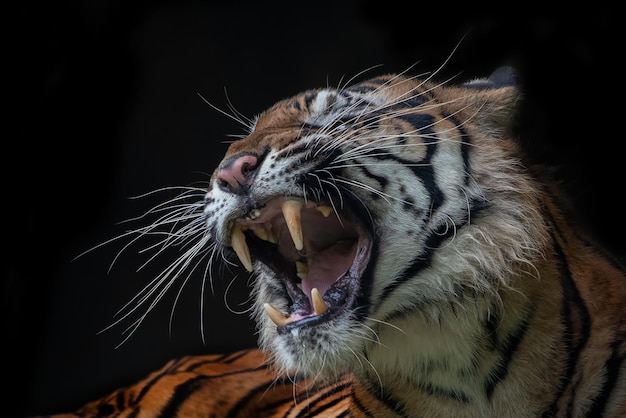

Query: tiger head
[203,68,547,378]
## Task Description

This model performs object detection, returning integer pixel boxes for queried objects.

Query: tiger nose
[215,153,259,195]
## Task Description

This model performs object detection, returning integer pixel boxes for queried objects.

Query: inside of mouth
[297,238,357,299]
[232,198,367,327]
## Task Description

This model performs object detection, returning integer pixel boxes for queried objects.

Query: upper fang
[231,223,253,272]
[281,200,304,250]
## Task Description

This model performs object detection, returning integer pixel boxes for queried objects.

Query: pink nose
[215,153,258,194]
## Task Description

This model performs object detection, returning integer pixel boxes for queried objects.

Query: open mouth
[229,197,372,333]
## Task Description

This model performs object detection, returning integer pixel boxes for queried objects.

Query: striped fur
[43,349,352,417]
[44,67,626,417]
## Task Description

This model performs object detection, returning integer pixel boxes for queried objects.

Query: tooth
[311,288,328,315]
[316,206,333,217]
[295,261,308,279]
[252,227,269,241]
[264,303,293,327]
[231,223,253,272]
[249,208,261,220]
[281,200,304,250]
[265,223,277,244]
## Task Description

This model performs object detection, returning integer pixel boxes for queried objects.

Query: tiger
[40,66,626,417]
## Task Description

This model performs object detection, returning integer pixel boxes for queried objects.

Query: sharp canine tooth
[295,261,308,279]
[264,303,292,327]
[281,200,304,250]
[231,223,253,272]
[316,206,333,217]
[311,288,328,315]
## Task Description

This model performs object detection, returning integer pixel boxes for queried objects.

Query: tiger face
[203,69,543,379]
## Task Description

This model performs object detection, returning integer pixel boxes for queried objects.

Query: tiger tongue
[264,240,356,328]
[301,239,357,300]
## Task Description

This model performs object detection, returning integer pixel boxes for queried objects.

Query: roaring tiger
[42,66,626,417]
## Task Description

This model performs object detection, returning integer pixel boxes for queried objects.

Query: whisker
[365,317,408,335]
[224,273,255,315]
[197,92,251,130]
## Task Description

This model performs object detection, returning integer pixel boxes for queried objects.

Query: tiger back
[40,67,626,417]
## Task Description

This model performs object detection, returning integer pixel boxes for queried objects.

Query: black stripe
[380,220,461,305]
[485,308,501,351]
[401,155,445,212]
[484,306,533,399]
[96,403,116,416]
[222,349,255,364]
[397,113,445,212]
[358,111,479,313]
[289,382,352,417]
[348,113,445,214]
[420,382,471,403]
[557,231,592,416]
[356,163,388,189]
[587,337,625,416]
[357,383,414,418]
[115,390,126,411]
[185,350,255,372]
[304,91,317,108]
[225,375,300,418]
[542,226,591,417]
[352,237,379,323]
[136,359,270,415]
[292,97,302,111]
[349,385,377,418]
[133,361,182,406]
[157,375,210,418]
[384,90,430,109]
[451,116,471,187]
[467,196,491,220]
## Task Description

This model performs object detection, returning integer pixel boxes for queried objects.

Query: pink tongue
[301,240,356,300]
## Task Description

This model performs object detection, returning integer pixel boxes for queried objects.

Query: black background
[8,2,623,417]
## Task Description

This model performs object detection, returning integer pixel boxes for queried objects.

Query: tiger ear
[462,66,517,90]
[450,66,520,138]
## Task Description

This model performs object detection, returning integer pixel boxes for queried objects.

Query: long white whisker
[197,92,251,129]
[365,317,408,335]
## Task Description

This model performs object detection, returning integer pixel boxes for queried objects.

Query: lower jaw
[262,319,365,377]
[261,303,369,358]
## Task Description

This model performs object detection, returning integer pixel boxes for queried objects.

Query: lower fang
[264,303,293,327]
[311,288,328,315]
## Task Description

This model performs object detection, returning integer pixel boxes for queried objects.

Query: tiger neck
[356,268,562,417]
